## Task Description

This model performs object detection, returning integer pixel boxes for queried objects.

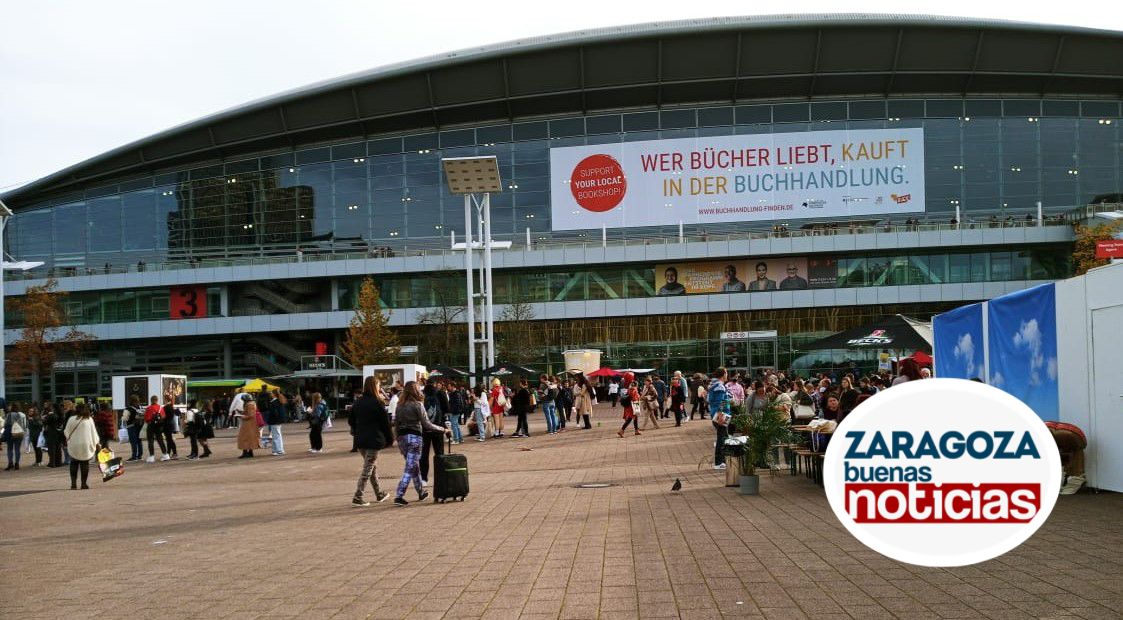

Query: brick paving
[1,404,1121,619]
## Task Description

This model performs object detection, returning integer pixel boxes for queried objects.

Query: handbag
[11,420,25,436]
[255,411,266,427]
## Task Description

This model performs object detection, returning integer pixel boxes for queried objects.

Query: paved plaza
[1,405,1121,619]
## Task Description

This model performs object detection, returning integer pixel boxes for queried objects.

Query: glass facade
[6,99,1119,271]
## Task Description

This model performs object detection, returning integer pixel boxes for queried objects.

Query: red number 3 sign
[170,285,208,319]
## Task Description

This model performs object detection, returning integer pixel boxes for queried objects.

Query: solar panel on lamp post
[442,157,503,385]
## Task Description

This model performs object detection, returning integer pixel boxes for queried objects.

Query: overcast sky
[1,0,1120,191]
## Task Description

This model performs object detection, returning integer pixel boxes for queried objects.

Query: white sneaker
[308,449,318,453]
[421,478,430,487]
[713,463,727,470]
[160,454,171,462]
[146,456,155,463]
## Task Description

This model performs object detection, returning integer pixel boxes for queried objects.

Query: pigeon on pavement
[671,478,682,492]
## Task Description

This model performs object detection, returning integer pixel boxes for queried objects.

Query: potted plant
[735,405,793,495]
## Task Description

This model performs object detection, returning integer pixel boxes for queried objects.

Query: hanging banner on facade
[987,284,1058,421]
[933,302,985,381]
[654,256,835,295]
[550,128,925,231]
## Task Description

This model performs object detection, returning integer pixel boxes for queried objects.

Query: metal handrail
[7,206,1100,283]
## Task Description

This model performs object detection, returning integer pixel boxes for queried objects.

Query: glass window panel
[1081,101,1119,117]
[735,105,771,124]
[513,122,548,141]
[622,112,658,131]
[773,103,809,122]
[439,128,476,148]
[550,118,585,137]
[476,125,512,144]
[698,107,734,127]
[403,133,439,152]
[887,100,925,118]
[849,100,887,120]
[1043,100,1079,116]
[660,109,696,129]
[87,196,122,252]
[926,100,964,118]
[965,100,1002,117]
[810,101,847,121]
[585,115,621,134]
[1003,100,1042,117]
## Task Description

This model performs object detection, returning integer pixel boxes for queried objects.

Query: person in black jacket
[419,379,449,486]
[511,377,533,437]
[349,376,394,506]
[161,396,179,459]
[265,389,287,456]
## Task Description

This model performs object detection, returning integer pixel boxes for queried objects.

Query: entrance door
[1091,304,1123,492]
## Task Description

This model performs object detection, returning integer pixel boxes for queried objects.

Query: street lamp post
[441,157,511,385]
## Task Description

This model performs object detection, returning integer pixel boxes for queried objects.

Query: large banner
[987,284,1058,421]
[654,257,835,295]
[550,128,925,231]
[933,302,985,381]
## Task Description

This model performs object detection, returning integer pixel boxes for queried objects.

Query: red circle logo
[570,154,626,212]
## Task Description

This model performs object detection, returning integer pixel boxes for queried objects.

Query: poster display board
[933,303,985,381]
[654,257,835,295]
[550,128,925,230]
[987,284,1059,421]
[111,374,188,410]
[362,364,428,389]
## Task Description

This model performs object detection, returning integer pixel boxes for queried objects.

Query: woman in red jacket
[94,401,116,453]
[617,381,642,438]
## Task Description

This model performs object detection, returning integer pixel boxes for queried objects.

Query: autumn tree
[496,300,538,366]
[341,277,400,367]
[1072,221,1122,275]
[415,270,466,365]
[6,279,95,401]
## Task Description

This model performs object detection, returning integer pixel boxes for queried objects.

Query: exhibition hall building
[2,15,1121,401]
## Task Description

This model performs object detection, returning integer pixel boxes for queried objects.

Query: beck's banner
[549,128,925,231]
[933,302,985,381]
[987,284,1059,421]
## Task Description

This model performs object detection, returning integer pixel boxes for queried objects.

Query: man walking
[653,375,669,419]
[265,389,287,456]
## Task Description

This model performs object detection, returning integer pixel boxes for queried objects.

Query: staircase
[245,352,292,377]
[244,282,317,314]
[247,334,305,367]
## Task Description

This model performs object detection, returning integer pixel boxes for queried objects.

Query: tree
[6,279,95,401]
[1072,221,1122,276]
[340,277,400,367]
[415,271,467,365]
[496,300,538,366]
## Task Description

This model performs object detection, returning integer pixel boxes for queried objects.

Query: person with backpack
[510,378,533,438]
[144,395,169,463]
[184,400,201,460]
[670,371,687,426]
[419,378,449,486]
[3,403,27,470]
[161,396,180,460]
[539,374,559,435]
[556,379,573,429]
[123,396,145,461]
[42,403,64,468]
[690,374,708,420]
[488,378,507,438]
[617,381,641,438]
[447,382,466,445]
[708,368,732,470]
[349,376,394,506]
[306,392,328,453]
[393,381,450,506]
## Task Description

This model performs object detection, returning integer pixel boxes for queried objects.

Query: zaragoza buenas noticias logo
[823,379,1062,567]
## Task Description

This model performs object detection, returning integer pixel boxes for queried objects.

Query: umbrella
[428,364,467,378]
[909,350,933,365]
[585,367,622,378]
[802,315,933,351]
[478,361,536,377]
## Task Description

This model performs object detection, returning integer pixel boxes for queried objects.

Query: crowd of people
[0,358,931,498]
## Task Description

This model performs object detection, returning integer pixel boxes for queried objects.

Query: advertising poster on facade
[124,377,148,404]
[550,128,925,231]
[162,376,187,407]
[933,302,985,381]
[655,256,835,295]
[987,284,1058,421]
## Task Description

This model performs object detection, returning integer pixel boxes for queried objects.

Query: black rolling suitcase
[433,435,469,502]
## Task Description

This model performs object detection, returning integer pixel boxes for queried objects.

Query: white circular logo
[823,379,1061,567]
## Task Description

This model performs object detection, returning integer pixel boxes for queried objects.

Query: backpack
[546,387,559,402]
[619,390,632,407]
